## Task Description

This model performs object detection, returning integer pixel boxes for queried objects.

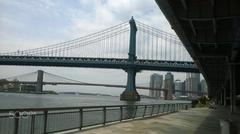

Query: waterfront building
[182,80,186,95]
[185,73,200,98]
[175,79,183,98]
[149,73,163,98]
[164,72,174,100]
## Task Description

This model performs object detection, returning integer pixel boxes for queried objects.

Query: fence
[0,102,191,134]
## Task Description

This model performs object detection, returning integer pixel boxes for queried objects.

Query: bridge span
[0,56,198,73]
[0,17,199,101]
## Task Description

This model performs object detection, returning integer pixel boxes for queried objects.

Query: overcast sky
[0,0,200,96]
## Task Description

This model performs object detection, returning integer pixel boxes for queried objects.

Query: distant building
[175,79,183,97]
[200,79,208,93]
[182,80,186,95]
[149,73,163,98]
[185,73,200,98]
[164,72,174,100]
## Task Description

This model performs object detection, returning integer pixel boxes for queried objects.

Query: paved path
[73,108,221,134]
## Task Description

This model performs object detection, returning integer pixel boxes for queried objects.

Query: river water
[0,93,191,134]
[0,92,189,109]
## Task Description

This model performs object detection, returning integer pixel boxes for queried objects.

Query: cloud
[0,0,174,52]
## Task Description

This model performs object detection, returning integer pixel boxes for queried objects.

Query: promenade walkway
[74,107,223,134]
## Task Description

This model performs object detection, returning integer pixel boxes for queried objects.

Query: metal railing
[0,102,191,134]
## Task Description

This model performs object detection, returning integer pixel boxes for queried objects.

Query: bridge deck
[74,107,240,134]
[0,56,199,73]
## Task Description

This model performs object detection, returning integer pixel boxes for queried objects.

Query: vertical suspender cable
[165,34,167,60]
[170,35,172,61]
[151,29,154,60]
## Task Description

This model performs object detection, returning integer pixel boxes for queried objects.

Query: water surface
[0,93,189,109]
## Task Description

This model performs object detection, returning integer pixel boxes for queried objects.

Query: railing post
[133,106,137,119]
[43,110,48,134]
[143,105,147,117]
[166,104,168,112]
[14,116,19,134]
[120,106,123,121]
[151,105,154,116]
[163,104,165,113]
[167,104,170,112]
[79,108,83,130]
[30,115,35,134]
[103,107,106,125]
[157,105,161,114]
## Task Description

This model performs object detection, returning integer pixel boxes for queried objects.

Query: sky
[0,0,201,96]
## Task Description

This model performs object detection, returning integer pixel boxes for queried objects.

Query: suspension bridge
[0,70,207,98]
[0,17,199,101]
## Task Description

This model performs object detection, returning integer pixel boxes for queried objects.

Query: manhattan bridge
[0,17,199,101]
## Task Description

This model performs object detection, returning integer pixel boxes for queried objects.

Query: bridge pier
[120,17,140,101]
[36,70,44,93]
[120,69,140,101]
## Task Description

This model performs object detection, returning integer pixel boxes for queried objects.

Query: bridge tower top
[128,17,137,62]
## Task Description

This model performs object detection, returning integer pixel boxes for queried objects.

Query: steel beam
[179,16,240,21]
[180,0,188,11]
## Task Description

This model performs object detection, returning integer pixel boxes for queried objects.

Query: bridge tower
[120,17,140,101]
[36,70,44,93]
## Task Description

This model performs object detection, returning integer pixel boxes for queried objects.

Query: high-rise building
[164,72,174,100]
[185,73,200,98]
[175,79,183,97]
[200,79,208,93]
[149,73,163,98]
[182,80,186,95]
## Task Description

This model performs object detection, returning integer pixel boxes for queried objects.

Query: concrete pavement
[72,108,222,134]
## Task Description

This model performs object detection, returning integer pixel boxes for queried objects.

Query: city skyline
[148,72,206,99]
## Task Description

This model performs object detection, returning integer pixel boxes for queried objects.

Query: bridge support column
[223,87,227,106]
[120,17,140,101]
[229,65,236,113]
[36,70,44,93]
[120,69,140,101]
[220,90,224,105]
